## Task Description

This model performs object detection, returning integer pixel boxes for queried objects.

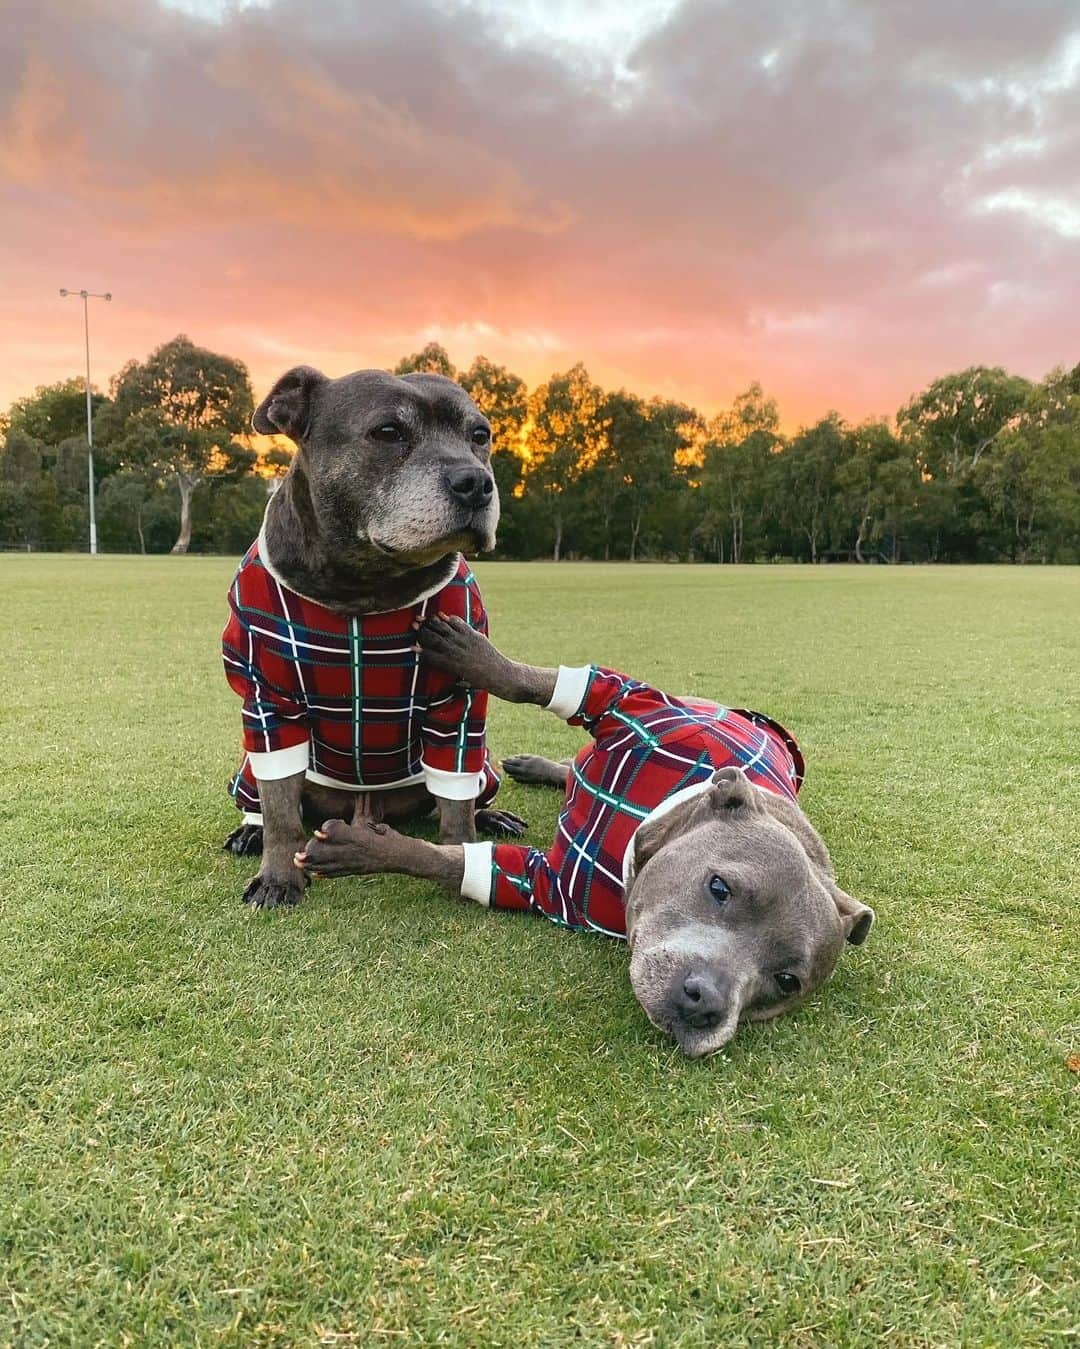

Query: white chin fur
[638,995,740,1059]
[678,1015,741,1059]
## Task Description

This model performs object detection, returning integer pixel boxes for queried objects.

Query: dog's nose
[677,974,725,1029]
[446,467,495,510]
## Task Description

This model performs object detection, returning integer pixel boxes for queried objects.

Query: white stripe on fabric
[554,817,625,889]
[407,596,431,769]
[422,725,483,740]
[274,577,316,773]
[248,622,272,753]
[303,700,427,716]
[567,744,635,898]
[245,622,349,656]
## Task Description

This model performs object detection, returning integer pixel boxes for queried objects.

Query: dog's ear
[830,883,875,945]
[628,768,761,890]
[627,793,708,889]
[252,366,327,441]
[707,766,761,816]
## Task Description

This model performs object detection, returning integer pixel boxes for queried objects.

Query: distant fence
[0,543,87,553]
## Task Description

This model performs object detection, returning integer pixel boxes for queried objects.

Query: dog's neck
[260,467,460,616]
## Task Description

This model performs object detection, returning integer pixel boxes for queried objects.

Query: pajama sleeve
[460,841,588,930]
[222,591,310,779]
[544,665,676,746]
[420,569,491,800]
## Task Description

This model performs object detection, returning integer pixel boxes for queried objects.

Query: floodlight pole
[59,287,112,554]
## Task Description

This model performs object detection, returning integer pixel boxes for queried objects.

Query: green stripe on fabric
[570,759,651,820]
[454,587,478,772]
[349,616,363,782]
[610,707,662,749]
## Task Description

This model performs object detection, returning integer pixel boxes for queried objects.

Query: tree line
[1,334,1077,562]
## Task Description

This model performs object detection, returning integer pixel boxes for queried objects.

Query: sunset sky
[2,0,1078,429]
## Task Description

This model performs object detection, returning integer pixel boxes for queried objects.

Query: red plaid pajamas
[459,666,803,939]
[223,542,499,822]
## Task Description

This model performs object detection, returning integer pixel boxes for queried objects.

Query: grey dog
[296,618,875,1057]
[223,366,522,911]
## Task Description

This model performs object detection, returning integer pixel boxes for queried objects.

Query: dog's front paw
[241,869,306,911]
[224,823,264,857]
[475,808,529,839]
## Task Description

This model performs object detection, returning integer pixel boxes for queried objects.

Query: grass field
[2,557,1078,1347]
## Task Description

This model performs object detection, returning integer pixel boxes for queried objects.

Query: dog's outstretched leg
[501,756,571,789]
[295,819,466,888]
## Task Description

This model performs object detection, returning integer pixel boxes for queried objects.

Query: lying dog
[222,366,524,911]
[295,617,874,1057]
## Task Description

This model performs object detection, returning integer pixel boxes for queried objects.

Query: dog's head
[254,366,500,560]
[624,767,874,1059]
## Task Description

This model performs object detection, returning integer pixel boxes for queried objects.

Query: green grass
[2,558,1078,1347]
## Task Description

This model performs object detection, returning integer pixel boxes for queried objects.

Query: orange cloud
[2,0,1078,430]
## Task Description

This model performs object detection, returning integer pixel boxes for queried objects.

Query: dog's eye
[471,426,491,445]
[708,875,730,903]
[775,972,801,996]
[371,423,407,444]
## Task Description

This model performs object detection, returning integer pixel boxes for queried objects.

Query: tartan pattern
[486,666,804,939]
[223,542,493,807]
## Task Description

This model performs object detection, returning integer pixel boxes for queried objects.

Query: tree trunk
[854,514,870,563]
[629,509,641,561]
[136,506,146,556]
[552,511,562,563]
[171,474,195,554]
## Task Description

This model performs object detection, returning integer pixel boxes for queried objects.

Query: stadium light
[59,288,112,555]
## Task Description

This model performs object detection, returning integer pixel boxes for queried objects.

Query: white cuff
[544,665,592,720]
[246,740,310,780]
[461,842,494,906]
[423,763,484,801]
[241,811,264,826]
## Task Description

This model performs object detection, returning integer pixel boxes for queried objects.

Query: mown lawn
[1,557,1077,1347]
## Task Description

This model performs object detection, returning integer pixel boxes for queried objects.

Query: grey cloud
[2,0,1077,419]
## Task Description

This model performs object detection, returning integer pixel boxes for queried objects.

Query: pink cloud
[2,0,1077,429]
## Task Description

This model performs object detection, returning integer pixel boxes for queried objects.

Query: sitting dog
[222,365,524,911]
[295,617,874,1057]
